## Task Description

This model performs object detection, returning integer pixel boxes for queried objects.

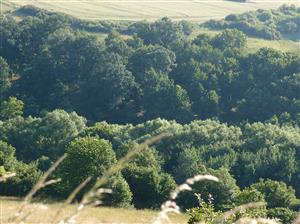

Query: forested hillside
[0,4,300,224]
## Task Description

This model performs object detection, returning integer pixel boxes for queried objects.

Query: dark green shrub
[267,207,297,224]
[250,179,298,209]
[0,161,41,196]
[103,174,133,208]
[55,137,132,207]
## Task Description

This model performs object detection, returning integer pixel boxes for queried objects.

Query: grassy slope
[6,0,298,22]
[247,38,300,53]
[191,28,300,53]
[1,198,188,223]
[1,1,17,13]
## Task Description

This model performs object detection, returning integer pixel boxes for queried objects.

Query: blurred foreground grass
[1,197,188,223]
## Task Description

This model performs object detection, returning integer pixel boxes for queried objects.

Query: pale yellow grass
[5,0,299,22]
[0,198,188,223]
[247,38,300,54]
[0,1,17,13]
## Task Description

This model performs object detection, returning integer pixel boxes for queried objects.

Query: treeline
[0,12,299,124]
[9,5,130,33]
[9,5,195,35]
[203,4,300,40]
[0,104,300,222]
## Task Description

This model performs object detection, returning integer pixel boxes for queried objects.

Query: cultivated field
[1,198,188,223]
[4,0,299,22]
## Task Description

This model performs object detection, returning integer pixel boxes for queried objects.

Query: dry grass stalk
[24,154,67,203]
[58,133,171,224]
[294,213,300,224]
[235,217,279,224]
[213,202,267,224]
[85,132,172,201]
[0,172,16,182]
[153,174,219,224]
[9,154,67,223]
[58,188,112,224]
[52,176,92,224]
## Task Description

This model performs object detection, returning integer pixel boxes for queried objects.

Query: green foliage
[129,45,176,75]
[233,122,300,190]
[0,161,41,196]
[211,29,246,50]
[187,194,221,224]
[0,57,11,101]
[267,207,297,224]
[79,52,138,122]
[55,136,133,207]
[177,167,240,210]
[0,141,41,196]
[0,140,16,167]
[187,193,267,224]
[55,137,117,195]
[123,147,176,208]
[234,188,265,206]
[105,31,132,57]
[0,166,6,177]
[1,12,298,123]
[0,97,24,120]
[138,69,192,122]
[203,5,300,40]
[0,110,86,162]
[124,165,176,209]
[250,179,298,209]
[103,174,133,208]
[36,110,86,160]
[130,17,186,47]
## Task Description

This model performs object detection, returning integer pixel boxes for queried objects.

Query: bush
[123,147,176,208]
[177,168,240,210]
[56,138,113,190]
[250,179,298,209]
[0,140,16,167]
[0,161,41,196]
[103,174,133,208]
[267,207,297,224]
[188,193,267,224]
[234,188,265,206]
[124,165,176,208]
[55,137,133,207]
[188,194,221,224]
[0,140,41,196]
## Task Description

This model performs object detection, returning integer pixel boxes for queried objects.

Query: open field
[191,28,300,53]
[247,38,300,53]
[4,0,299,22]
[0,1,16,12]
[1,198,188,223]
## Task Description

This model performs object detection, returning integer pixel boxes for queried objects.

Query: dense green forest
[0,4,300,224]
